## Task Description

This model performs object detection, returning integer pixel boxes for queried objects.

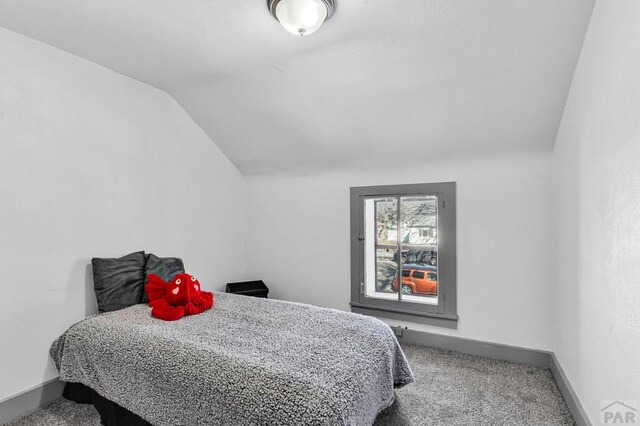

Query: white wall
[7,2,638,420]
[0,27,245,402]
[245,152,553,351]
[552,0,640,422]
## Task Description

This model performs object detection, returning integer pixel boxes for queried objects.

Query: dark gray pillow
[143,253,185,303]
[92,251,146,313]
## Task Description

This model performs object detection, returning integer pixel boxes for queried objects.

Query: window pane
[364,248,399,301]
[400,196,438,304]
[399,265,438,304]
[375,248,399,294]
[400,196,438,247]
[364,198,399,301]
[375,199,398,246]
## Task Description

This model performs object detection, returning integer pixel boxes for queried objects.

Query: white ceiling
[0,0,595,175]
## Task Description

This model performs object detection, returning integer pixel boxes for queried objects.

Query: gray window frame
[349,182,458,328]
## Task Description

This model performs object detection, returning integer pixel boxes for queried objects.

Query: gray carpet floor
[7,344,574,426]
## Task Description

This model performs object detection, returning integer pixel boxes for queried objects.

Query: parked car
[392,250,437,265]
[391,265,437,295]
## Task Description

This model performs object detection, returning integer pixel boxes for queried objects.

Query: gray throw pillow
[143,253,185,303]
[92,251,146,313]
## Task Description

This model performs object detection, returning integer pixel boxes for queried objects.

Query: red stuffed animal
[145,273,214,321]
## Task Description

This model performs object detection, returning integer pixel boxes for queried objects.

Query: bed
[50,292,414,425]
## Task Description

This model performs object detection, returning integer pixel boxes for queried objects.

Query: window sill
[350,302,458,329]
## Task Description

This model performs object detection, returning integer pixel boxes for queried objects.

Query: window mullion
[396,196,403,303]
[373,200,377,300]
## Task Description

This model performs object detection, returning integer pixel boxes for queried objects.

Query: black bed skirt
[63,382,151,426]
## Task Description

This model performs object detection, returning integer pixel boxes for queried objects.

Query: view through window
[364,196,439,304]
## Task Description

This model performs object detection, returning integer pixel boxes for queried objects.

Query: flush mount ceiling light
[268,0,335,36]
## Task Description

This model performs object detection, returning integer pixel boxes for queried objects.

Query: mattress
[51,292,414,425]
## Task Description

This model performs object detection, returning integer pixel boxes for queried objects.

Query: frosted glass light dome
[269,0,335,36]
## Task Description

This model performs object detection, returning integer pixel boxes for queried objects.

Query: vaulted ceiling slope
[0,0,594,175]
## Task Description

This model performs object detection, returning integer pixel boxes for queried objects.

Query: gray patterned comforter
[50,292,414,425]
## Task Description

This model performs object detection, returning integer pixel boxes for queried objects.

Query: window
[419,228,434,238]
[350,182,457,327]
